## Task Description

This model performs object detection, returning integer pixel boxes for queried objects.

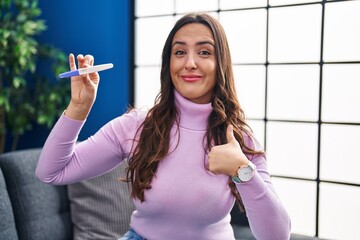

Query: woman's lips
[181,75,202,82]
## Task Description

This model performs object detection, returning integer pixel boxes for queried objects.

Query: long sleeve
[35,110,145,185]
[235,137,291,240]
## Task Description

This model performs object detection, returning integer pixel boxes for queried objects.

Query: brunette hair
[126,13,262,209]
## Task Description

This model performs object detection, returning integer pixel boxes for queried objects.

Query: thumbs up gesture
[208,125,249,176]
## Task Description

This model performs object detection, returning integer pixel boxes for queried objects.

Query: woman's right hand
[65,53,100,120]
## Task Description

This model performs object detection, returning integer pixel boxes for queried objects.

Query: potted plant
[0,0,70,153]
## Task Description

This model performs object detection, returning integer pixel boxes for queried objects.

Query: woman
[36,13,291,240]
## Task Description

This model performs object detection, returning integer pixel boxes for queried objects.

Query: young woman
[36,13,291,240]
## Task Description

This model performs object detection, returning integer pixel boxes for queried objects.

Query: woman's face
[170,23,216,104]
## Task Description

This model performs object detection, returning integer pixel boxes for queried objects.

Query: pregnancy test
[59,63,114,78]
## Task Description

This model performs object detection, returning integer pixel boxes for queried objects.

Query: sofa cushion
[67,160,135,239]
[0,167,18,240]
[0,148,72,240]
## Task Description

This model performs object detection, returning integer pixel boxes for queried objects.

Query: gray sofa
[0,148,320,240]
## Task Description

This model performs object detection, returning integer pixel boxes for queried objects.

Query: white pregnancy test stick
[59,63,114,78]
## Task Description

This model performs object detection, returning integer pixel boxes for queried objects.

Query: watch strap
[232,175,242,183]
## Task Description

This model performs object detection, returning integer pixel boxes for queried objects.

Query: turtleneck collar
[174,90,213,131]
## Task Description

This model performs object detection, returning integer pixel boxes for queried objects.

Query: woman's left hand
[208,125,249,176]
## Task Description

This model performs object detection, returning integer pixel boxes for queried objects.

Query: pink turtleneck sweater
[36,91,290,240]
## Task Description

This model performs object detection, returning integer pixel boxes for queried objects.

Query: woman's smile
[181,74,203,82]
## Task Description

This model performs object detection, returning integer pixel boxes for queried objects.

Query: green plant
[0,0,70,152]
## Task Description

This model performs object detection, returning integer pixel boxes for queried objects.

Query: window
[133,1,360,239]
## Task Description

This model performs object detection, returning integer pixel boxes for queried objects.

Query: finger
[84,54,94,66]
[81,62,99,84]
[69,53,77,71]
[226,125,236,143]
[88,71,99,81]
[77,54,85,68]
[80,63,92,82]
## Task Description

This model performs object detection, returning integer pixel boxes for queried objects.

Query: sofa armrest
[0,148,72,240]
[0,167,18,239]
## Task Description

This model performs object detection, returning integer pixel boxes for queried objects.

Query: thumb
[226,125,237,143]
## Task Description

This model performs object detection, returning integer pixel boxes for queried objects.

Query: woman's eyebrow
[196,41,215,47]
[172,40,215,48]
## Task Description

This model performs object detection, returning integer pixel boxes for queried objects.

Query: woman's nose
[185,54,197,70]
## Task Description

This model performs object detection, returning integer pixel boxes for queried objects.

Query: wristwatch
[232,161,256,183]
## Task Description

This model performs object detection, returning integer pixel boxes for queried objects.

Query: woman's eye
[174,50,186,55]
[199,50,210,55]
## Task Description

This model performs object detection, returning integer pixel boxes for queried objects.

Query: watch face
[239,166,254,182]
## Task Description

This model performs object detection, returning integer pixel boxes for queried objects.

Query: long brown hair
[126,13,262,209]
